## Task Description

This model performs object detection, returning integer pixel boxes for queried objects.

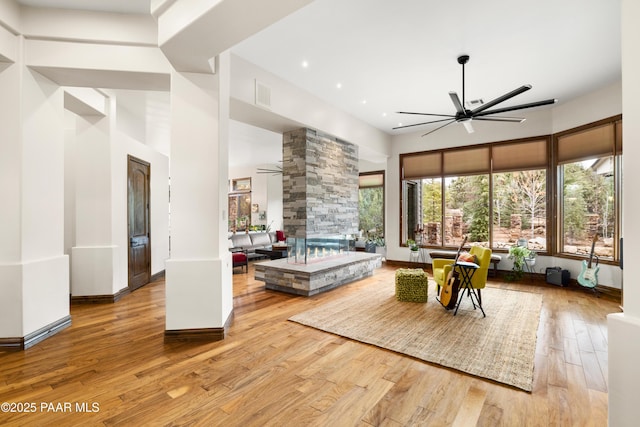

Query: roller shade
[359,172,384,188]
[443,147,490,176]
[402,152,442,179]
[557,123,615,164]
[492,139,547,172]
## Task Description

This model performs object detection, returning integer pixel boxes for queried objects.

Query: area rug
[289,282,542,391]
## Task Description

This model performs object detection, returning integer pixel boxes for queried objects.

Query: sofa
[229,231,282,261]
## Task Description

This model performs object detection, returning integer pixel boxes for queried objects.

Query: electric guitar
[440,236,468,310]
[577,234,599,289]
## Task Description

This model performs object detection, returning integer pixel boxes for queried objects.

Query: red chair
[232,251,248,273]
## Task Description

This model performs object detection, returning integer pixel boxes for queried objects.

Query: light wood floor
[0,263,619,426]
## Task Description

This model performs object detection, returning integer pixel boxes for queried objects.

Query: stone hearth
[254,252,382,296]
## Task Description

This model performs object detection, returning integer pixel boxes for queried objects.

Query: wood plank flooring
[0,263,619,426]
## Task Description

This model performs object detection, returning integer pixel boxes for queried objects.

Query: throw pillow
[458,252,478,264]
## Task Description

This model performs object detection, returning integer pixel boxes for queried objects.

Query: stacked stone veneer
[254,252,382,296]
[283,128,359,238]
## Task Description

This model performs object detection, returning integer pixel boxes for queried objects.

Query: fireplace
[286,236,353,264]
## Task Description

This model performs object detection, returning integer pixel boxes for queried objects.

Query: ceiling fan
[394,55,557,137]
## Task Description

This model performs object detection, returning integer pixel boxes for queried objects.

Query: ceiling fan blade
[449,92,465,114]
[471,85,531,115]
[474,98,558,117]
[397,111,457,118]
[472,116,525,123]
[461,120,474,133]
[393,117,455,130]
[421,119,457,137]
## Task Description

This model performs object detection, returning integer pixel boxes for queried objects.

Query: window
[400,137,549,252]
[492,139,548,252]
[229,177,252,232]
[359,171,385,243]
[400,118,621,264]
[492,171,547,250]
[420,178,442,246]
[556,118,622,261]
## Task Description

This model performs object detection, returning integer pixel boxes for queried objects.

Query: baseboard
[70,287,130,304]
[164,310,234,343]
[151,269,166,282]
[386,260,427,269]
[0,315,72,351]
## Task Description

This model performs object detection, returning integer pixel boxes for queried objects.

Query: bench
[428,250,502,277]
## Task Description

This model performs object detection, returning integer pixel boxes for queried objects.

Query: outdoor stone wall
[282,128,359,239]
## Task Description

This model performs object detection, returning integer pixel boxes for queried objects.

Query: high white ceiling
[17,0,621,139]
[232,0,621,134]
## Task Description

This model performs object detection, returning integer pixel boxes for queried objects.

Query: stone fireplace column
[282,128,359,241]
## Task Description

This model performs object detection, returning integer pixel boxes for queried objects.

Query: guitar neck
[587,236,597,268]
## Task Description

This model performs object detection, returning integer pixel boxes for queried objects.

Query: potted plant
[407,239,419,252]
[527,250,537,268]
[507,245,531,281]
[373,237,386,259]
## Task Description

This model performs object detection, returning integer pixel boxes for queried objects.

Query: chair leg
[477,289,482,306]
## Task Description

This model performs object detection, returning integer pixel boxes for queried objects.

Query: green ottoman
[395,268,429,302]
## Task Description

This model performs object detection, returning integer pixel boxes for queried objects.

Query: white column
[68,105,120,297]
[608,1,640,425]
[0,37,69,348]
[165,52,232,335]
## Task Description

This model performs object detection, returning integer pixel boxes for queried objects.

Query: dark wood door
[128,156,151,291]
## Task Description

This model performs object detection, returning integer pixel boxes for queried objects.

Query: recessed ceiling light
[301,60,308,68]
[382,112,387,117]
[336,83,342,89]
[362,99,367,104]
[398,122,403,127]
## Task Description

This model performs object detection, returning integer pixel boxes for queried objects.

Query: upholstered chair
[433,245,492,305]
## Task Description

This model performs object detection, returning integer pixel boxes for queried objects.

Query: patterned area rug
[289,282,542,391]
